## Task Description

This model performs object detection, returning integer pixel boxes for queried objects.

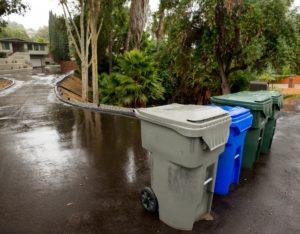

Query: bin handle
[234,154,240,159]
[204,177,213,186]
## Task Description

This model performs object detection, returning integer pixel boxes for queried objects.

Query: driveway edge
[0,78,15,92]
[54,72,136,118]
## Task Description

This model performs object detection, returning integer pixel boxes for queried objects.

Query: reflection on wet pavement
[283,98,300,112]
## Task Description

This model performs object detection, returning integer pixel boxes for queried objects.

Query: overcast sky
[4,0,300,30]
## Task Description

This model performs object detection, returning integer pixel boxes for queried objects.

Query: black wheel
[140,187,158,213]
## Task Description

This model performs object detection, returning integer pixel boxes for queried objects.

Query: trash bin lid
[215,106,253,133]
[218,105,249,117]
[211,92,273,117]
[247,91,283,109]
[135,104,231,150]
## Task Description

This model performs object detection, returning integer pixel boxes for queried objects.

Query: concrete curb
[0,78,15,92]
[54,72,136,118]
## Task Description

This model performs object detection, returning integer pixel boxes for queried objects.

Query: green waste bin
[211,92,272,168]
[249,91,283,153]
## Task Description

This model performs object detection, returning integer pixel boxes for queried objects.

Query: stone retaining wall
[55,72,135,117]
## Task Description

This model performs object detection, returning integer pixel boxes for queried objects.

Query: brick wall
[60,60,77,73]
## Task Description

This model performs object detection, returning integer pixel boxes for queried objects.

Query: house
[0,38,49,68]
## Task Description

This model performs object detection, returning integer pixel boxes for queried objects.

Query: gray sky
[4,0,300,30]
[5,0,160,30]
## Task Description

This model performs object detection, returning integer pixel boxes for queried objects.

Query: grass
[0,78,13,90]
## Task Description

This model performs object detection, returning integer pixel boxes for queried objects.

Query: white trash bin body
[136,104,231,230]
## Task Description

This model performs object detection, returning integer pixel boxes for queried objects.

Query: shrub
[0,52,7,58]
[99,50,165,107]
[230,70,257,92]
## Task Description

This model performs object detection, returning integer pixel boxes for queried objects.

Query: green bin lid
[211,92,273,117]
[245,91,283,109]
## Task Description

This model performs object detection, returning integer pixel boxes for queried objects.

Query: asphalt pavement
[0,71,299,233]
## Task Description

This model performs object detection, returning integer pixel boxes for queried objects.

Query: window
[28,43,33,50]
[40,45,45,51]
[34,44,39,50]
[1,42,10,50]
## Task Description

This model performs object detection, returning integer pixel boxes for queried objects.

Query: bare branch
[63,1,81,43]
[96,16,104,39]
[86,16,91,61]
[61,3,82,58]
[80,0,85,56]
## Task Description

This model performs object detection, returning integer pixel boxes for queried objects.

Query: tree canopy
[32,26,49,42]
[148,0,300,100]
[0,21,29,39]
[57,0,300,106]
[0,0,27,28]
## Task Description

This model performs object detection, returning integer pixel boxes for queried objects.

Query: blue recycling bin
[213,106,253,195]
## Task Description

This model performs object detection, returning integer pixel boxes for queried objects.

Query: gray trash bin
[135,104,231,230]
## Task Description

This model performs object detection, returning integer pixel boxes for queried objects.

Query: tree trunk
[80,1,89,103]
[125,24,131,51]
[81,60,89,102]
[215,0,231,94]
[88,0,103,105]
[91,38,99,104]
[220,72,231,94]
[60,1,91,103]
[125,0,149,51]
[90,18,99,105]
[156,5,164,52]
[216,52,231,94]
[109,30,113,75]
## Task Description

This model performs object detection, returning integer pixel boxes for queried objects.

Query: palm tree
[100,50,165,107]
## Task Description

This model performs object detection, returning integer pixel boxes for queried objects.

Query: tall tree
[159,0,297,97]
[213,0,293,94]
[49,11,70,61]
[0,0,27,29]
[88,0,103,105]
[60,0,104,103]
[214,0,242,94]
[154,1,165,52]
[96,0,128,74]
[60,0,91,102]
[152,0,176,52]
[125,0,149,50]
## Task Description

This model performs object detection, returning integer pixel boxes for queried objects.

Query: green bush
[99,50,165,107]
[99,73,120,105]
[0,52,7,58]
[230,70,257,92]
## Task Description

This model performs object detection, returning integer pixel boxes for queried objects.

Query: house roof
[0,38,48,44]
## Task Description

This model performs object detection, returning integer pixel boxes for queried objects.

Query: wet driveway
[0,72,299,233]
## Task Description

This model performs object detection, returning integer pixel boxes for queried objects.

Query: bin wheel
[140,187,158,213]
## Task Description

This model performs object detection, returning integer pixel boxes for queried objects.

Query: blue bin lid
[210,105,253,132]
[220,105,249,117]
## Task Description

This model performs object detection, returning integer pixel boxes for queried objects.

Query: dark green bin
[249,91,283,153]
[211,92,272,168]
